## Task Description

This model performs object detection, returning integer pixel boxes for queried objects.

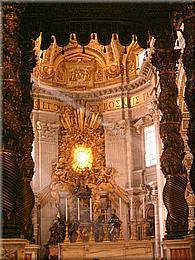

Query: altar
[49,240,154,260]
[43,104,157,260]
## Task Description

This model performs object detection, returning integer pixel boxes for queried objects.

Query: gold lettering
[34,99,39,110]
[59,105,65,113]
[131,96,139,107]
[96,105,101,112]
[108,101,115,109]
[124,97,128,108]
[53,104,59,112]
[47,102,51,110]
[87,104,100,112]
[103,102,108,111]
[116,99,121,108]
[42,102,48,110]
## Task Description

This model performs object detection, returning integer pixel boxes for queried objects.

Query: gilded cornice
[33,78,151,103]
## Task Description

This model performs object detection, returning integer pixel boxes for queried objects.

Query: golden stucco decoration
[50,103,128,213]
[33,33,142,90]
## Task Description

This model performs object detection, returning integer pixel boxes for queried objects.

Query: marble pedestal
[49,240,154,260]
[0,239,39,260]
[161,238,191,260]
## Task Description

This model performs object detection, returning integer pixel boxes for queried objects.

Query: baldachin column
[151,23,188,239]
[182,4,195,195]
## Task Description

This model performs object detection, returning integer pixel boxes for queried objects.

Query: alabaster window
[137,49,146,68]
[144,124,157,167]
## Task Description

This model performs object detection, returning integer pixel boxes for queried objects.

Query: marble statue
[94,212,105,242]
[47,216,66,245]
[68,222,79,242]
[108,210,122,241]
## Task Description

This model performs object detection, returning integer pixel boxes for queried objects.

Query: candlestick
[77,198,80,221]
[89,198,92,221]
[142,196,145,219]
[65,198,68,222]
[130,197,133,220]
[119,197,122,218]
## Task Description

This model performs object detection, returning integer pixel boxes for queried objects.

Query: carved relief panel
[65,55,95,89]
[104,120,127,137]
[53,53,103,90]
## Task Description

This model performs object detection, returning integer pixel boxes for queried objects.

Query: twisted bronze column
[2,2,36,240]
[182,4,195,195]
[16,10,38,241]
[151,24,188,239]
[2,2,24,238]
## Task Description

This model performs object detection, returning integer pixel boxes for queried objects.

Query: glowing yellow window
[72,145,93,171]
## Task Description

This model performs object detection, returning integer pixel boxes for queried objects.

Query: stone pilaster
[182,3,195,195]
[32,110,59,245]
[103,114,127,188]
[151,23,188,239]
[34,113,59,190]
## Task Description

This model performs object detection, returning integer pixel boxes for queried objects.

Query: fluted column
[151,24,188,239]
[182,4,195,195]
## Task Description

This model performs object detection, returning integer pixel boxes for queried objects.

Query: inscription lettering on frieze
[34,98,67,113]
[33,89,151,113]
[87,89,151,112]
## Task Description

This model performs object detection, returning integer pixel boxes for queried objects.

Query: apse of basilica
[29,32,193,259]
[1,2,195,260]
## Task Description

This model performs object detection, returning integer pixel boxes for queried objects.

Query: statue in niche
[68,222,79,242]
[93,211,105,242]
[108,209,122,241]
[47,216,66,245]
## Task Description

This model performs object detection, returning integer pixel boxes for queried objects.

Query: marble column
[182,4,195,195]
[151,23,188,239]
